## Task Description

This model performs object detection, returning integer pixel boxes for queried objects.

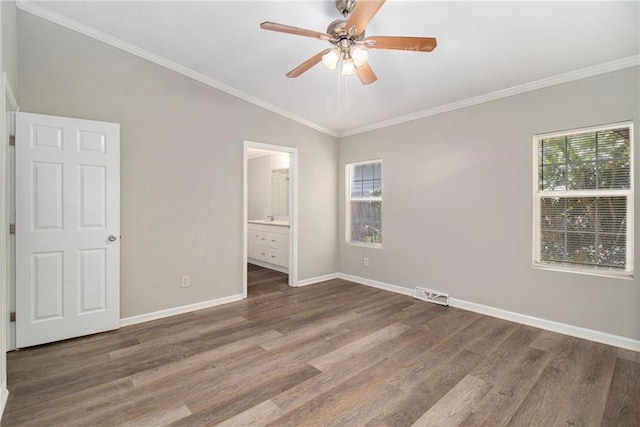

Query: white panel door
[16,112,120,348]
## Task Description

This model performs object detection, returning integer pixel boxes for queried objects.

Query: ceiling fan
[260,0,437,85]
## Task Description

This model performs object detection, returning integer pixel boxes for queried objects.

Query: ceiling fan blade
[345,0,386,36]
[356,62,377,85]
[260,21,335,41]
[365,36,437,52]
[286,49,331,78]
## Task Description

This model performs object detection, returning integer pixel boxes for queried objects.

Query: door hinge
[9,135,15,146]
[10,312,15,322]
[10,224,15,234]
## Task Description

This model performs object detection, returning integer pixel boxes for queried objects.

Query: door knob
[108,234,117,242]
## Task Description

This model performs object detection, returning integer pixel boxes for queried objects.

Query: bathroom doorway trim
[242,140,298,298]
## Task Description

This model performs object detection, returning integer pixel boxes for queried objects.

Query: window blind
[534,124,633,276]
[346,160,382,246]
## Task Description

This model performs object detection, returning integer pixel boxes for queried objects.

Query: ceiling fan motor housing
[327,19,365,44]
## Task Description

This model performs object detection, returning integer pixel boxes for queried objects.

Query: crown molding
[15,0,339,138]
[338,55,640,138]
[15,1,639,140]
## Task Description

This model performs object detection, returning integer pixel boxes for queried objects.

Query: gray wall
[14,7,639,341]
[2,0,17,95]
[247,155,272,221]
[17,11,338,318]
[339,67,640,341]
[247,153,289,221]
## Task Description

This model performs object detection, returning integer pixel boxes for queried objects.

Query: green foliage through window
[539,128,630,191]
[348,161,382,245]
[540,196,626,268]
[535,124,632,274]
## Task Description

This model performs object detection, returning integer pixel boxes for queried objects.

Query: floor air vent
[413,287,450,306]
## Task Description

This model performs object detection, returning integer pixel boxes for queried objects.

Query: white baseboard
[296,273,339,287]
[248,259,288,274]
[449,298,640,352]
[9,295,245,344]
[1,386,8,419]
[339,272,640,353]
[8,322,15,352]
[119,293,244,328]
[337,273,414,297]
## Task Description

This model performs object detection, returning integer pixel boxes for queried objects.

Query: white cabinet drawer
[257,233,269,248]
[268,248,282,265]
[257,247,269,261]
[268,234,281,249]
[247,223,289,269]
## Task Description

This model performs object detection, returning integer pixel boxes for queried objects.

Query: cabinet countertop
[248,220,290,228]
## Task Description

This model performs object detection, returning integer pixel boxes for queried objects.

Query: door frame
[1,72,18,413]
[243,140,298,297]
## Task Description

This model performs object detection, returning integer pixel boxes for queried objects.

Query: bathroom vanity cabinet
[247,222,289,272]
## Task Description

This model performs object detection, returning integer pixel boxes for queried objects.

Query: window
[346,160,382,246]
[533,123,633,277]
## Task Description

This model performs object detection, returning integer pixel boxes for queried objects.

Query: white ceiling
[25,1,640,137]
[247,147,276,159]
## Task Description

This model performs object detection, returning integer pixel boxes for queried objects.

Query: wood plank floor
[3,264,639,426]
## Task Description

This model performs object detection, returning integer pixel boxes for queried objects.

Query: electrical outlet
[181,275,190,288]
[364,257,370,267]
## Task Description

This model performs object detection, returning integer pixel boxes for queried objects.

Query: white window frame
[346,159,382,248]
[532,122,634,279]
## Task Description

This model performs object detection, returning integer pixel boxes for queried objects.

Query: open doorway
[242,141,298,298]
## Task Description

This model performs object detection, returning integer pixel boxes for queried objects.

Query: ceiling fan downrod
[335,0,357,17]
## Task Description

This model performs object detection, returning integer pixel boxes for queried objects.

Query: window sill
[533,263,633,280]
[347,241,382,249]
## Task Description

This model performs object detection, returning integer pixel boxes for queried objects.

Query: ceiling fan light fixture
[341,56,356,76]
[322,48,340,70]
[351,47,369,67]
[261,0,437,84]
